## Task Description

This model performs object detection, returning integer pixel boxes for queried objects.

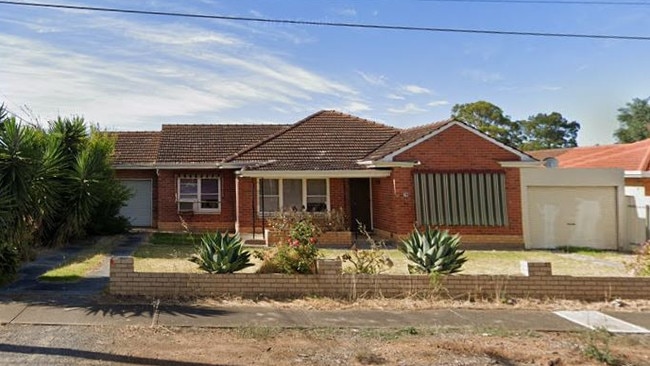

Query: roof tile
[226,110,400,170]
[157,124,289,163]
[112,131,161,165]
[530,139,650,171]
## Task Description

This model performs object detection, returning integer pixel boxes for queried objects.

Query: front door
[349,178,372,232]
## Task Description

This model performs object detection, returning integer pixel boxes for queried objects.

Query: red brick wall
[157,169,237,232]
[115,169,158,228]
[329,178,348,212]
[236,176,258,233]
[372,124,524,244]
[371,169,413,236]
[625,177,650,193]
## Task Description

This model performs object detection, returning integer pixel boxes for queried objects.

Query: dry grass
[134,239,635,277]
[39,236,120,282]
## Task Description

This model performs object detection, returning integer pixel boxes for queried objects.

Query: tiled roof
[157,124,289,163]
[526,147,573,161]
[364,119,453,161]
[226,110,400,170]
[111,111,530,170]
[112,131,161,165]
[530,139,650,171]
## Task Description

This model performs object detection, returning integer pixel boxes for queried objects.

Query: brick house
[114,110,535,245]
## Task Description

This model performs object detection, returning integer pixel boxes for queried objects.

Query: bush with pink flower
[255,218,321,274]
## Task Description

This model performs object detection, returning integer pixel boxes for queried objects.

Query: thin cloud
[427,100,449,107]
[401,85,431,95]
[356,71,387,86]
[461,69,503,83]
[343,101,372,112]
[388,103,427,114]
[336,8,357,17]
[387,94,405,100]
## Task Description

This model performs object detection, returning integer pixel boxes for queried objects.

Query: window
[306,179,327,212]
[177,176,221,213]
[258,178,329,213]
[413,172,508,226]
[260,179,279,212]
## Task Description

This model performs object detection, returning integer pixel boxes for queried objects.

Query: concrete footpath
[0,297,649,333]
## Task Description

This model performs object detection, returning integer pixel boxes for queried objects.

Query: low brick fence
[110,257,650,301]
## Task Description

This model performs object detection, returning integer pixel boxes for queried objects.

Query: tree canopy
[613,97,650,143]
[520,112,580,151]
[451,101,580,151]
[451,101,522,147]
[0,104,131,282]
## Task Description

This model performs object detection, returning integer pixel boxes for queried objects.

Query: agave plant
[399,227,467,275]
[190,231,253,273]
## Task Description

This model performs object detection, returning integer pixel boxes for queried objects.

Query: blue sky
[1,0,649,146]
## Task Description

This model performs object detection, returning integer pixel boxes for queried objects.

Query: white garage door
[120,180,152,227]
[527,186,617,250]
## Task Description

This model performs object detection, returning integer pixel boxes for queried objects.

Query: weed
[583,327,621,366]
[627,240,650,276]
[342,221,393,275]
[355,349,387,365]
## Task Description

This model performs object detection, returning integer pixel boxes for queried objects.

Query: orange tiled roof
[225,110,400,170]
[112,111,530,169]
[530,139,650,171]
[157,124,289,164]
[112,131,161,165]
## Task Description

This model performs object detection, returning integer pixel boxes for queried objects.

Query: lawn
[39,236,120,282]
[134,233,636,277]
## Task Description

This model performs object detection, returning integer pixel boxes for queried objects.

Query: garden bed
[133,233,636,277]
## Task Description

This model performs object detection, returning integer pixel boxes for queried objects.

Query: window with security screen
[413,172,508,226]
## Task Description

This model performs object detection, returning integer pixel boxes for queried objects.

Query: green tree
[0,108,130,252]
[614,97,650,143]
[520,112,580,151]
[451,101,522,147]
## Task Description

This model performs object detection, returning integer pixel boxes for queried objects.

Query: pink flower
[308,237,316,244]
[290,239,300,247]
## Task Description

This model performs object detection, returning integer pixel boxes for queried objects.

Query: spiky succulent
[190,231,253,274]
[399,227,467,275]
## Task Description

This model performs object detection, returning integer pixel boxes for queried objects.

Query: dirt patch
[1,323,648,365]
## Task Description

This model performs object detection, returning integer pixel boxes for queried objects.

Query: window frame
[177,176,221,214]
[257,178,330,214]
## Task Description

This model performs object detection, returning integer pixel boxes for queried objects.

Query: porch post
[261,178,266,240]
[252,178,256,239]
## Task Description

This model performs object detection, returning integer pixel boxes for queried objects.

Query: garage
[120,180,153,227]
[526,186,618,250]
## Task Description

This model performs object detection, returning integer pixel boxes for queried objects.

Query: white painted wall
[520,168,626,250]
[625,186,649,246]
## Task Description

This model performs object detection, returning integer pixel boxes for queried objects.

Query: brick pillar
[520,261,552,277]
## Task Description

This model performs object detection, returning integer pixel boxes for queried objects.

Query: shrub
[256,218,320,274]
[628,240,650,276]
[342,221,393,274]
[399,227,467,275]
[0,242,19,285]
[189,232,253,273]
[266,208,349,239]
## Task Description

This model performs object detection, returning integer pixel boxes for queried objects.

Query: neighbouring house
[113,110,547,247]
[531,140,650,245]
